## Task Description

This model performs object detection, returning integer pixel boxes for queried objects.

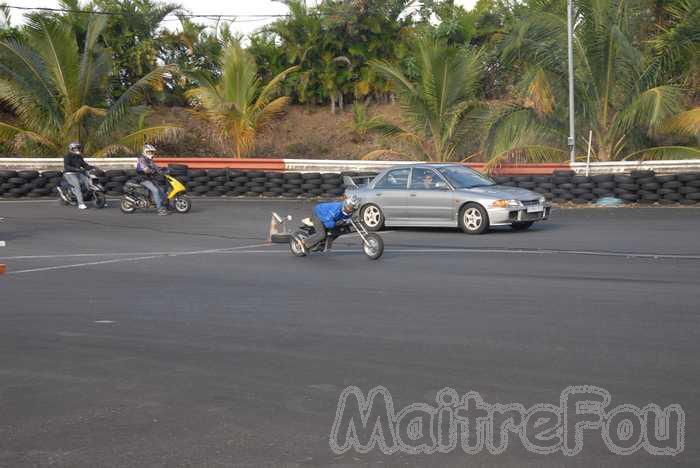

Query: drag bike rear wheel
[119,197,136,214]
[363,233,384,260]
[289,231,308,257]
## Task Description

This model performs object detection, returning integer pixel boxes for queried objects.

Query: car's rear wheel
[459,203,489,235]
[511,221,534,231]
[361,203,384,231]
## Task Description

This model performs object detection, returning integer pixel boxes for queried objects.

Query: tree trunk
[330,97,336,114]
[338,93,344,112]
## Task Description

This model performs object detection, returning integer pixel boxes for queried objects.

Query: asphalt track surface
[1,199,699,467]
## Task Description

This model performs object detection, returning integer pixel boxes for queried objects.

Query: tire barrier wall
[0,167,354,200]
[2,167,700,205]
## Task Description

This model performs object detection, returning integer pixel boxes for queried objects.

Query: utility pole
[567,0,576,163]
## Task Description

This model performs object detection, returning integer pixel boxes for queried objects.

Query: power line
[1,4,291,19]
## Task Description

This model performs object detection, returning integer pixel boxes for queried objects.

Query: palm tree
[486,0,699,165]
[186,41,298,158]
[370,37,484,162]
[0,14,179,156]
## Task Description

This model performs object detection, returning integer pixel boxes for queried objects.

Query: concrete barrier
[572,159,700,175]
[3,157,700,175]
[0,158,137,171]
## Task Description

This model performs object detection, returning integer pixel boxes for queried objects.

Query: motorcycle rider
[60,142,93,210]
[300,195,360,253]
[136,144,168,216]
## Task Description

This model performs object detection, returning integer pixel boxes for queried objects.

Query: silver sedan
[345,163,551,234]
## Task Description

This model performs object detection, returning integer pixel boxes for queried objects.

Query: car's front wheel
[459,203,489,235]
[361,203,384,231]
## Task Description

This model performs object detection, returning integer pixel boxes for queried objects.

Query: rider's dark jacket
[136,156,163,181]
[63,153,92,173]
[313,202,352,229]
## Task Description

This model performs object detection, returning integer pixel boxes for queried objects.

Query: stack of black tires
[0,170,62,199]
[3,166,700,204]
[175,169,347,198]
[494,170,700,205]
[608,170,700,205]
[493,175,557,201]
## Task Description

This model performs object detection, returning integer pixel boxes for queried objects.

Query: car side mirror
[434,181,449,190]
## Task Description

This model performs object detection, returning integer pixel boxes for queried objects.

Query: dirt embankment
[151,103,408,159]
[0,104,409,159]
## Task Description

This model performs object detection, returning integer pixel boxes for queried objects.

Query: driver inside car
[299,195,360,254]
[422,173,435,189]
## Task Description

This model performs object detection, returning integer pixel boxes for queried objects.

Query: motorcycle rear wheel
[363,233,384,260]
[94,192,107,209]
[119,197,136,214]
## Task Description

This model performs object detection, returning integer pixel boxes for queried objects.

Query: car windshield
[437,166,496,189]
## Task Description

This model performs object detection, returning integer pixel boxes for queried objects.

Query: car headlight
[491,199,523,209]
[538,196,546,204]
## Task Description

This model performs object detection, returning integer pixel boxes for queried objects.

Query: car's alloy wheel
[459,203,489,234]
[361,204,384,231]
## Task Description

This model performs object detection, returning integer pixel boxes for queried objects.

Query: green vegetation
[0,0,697,161]
[0,13,179,156]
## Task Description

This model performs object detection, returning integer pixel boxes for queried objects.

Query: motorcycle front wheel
[119,197,136,214]
[363,233,384,260]
[172,196,191,214]
[94,192,107,209]
[289,232,308,257]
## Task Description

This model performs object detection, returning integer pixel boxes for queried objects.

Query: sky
[3,0,478,36]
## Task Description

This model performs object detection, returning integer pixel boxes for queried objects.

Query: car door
[371,168,411,223]
[407,168,456,225]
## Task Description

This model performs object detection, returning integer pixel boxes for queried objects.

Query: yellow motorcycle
[120,174,191,214]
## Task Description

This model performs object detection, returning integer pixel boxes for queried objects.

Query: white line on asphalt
[7,242,272,275]
[9,254,165,274]
[216,247,700,260]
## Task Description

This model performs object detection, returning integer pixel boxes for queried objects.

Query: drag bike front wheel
[363,233,384,260]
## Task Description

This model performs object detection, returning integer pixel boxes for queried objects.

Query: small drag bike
[289,216,384,260]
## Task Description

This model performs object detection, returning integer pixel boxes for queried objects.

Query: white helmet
[143,144,157,159]
[343,194,360,212]
[69,142,82,154]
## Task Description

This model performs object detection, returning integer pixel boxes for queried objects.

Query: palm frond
[255,96,291,129]
[95,125,182,157]
[255,65,299,111]
[622,146,700,161]
[658,107,700,138]
[360,149,409,161]
[483,145,568,173]
[78,15,110,106]
[98,65,175,138]
[24,15,80,115]
[615,85,686,137]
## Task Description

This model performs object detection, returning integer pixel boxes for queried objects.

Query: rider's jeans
[304,214,327,249]
[141,180,164,210]
[64,173,89,205]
